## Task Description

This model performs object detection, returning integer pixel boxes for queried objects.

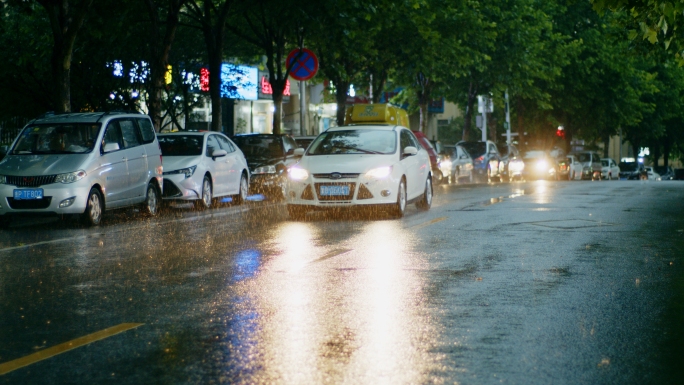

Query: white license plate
[13,189,44,200]
[320,185,349,196]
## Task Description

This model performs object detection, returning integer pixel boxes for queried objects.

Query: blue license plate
[13,189,44,200]
[320,185,349,196]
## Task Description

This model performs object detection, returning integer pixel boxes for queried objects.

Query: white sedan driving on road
[158,132,250,209]
[286,125,433,219]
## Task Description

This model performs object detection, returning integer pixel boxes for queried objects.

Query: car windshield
[576,153,594,162]
[601,160,609,167]
[11,123,101,155]
[307,130,396,155]
[232,135,283,159]
[619,162,638,171]
[523,151,547,159]
[459,142,486,158]
[158,135,203,156]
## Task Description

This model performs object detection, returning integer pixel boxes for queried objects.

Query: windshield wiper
[333,146,382,154]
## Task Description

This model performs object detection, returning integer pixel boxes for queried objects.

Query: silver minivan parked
[572,151,603,180]
[0,112,163,226]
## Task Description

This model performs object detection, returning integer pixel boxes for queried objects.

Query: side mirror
[103,142,120,153]
[403,146,418,156]
[293,148,305,157]
[286,148,295,155]
[212,149,227,158]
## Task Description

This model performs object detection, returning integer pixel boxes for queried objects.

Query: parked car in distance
[458,140,502,183]
[498,142,524,182]
[294,135,317,150]
[572,151,603,180]
[654,166,674,180]
[158,132,249,209]
[618,161,646,180]
[644,166,661,181]
[566,155,584,180]
[413,131,443,185]
[0,112,163,227]
[232,133,300,199]
[600,158,620,180]
[441,144,474,183]
[521,150,558,181]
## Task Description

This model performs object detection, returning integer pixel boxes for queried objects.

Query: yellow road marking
[0,323,143,375]
[411,217,447,230]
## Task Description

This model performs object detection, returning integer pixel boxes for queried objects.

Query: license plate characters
[320,185,349,196]
[13,189,44,200]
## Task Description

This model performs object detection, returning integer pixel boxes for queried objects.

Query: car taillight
[474,155,484,163]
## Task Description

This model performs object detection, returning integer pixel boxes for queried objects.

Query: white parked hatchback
[158,132,250,209]
[286,124,433,219]
[0,112,163,226]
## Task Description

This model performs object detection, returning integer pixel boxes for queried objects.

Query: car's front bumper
[287,175,400,208]
[162,174,201,201]
[0,182,91,216]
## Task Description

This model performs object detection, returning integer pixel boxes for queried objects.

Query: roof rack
[96,110,142,122]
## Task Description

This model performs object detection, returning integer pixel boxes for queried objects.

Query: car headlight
[254,165,276,174]
[289,167,309,181]
[534,160,548,171]
[365,166,392,179]
[55,170,87,184]
[163,165,196,179]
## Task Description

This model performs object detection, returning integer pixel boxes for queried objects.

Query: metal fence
[0,117,28,145]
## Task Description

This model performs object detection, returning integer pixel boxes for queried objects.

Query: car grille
[313,173,360,179]
[7,197,52,209]
[162,179,182,198]
[314,182,356,201]
[5,175,57,187]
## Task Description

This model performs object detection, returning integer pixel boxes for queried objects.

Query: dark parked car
[458,140,502,183]
[232,133,300,199]
[618,161,646,180]
[294,135,317,150]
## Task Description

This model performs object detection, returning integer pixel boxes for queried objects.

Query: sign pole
[481,96,487,142]
[299,80,306,136]
[505,90,511,145]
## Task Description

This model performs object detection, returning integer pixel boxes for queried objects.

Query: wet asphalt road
[0,179,683,384]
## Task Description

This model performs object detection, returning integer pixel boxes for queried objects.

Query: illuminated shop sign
[198,64,259,100]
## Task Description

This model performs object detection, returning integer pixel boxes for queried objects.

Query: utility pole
[505,90,511,145]
[299,80,306,136]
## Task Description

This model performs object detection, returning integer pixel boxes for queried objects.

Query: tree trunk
[663,139,671,168]
[144,0,183,132]
[39,0,93,113]
[335,79,349,127]
[603,133,610,158]
[462,81,477,141]
[208,47,223,132]
[272,93,283,134]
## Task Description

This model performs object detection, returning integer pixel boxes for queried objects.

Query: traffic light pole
[505,90,511,145]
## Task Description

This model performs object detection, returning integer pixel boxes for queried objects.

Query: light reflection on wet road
[1,180,683,384]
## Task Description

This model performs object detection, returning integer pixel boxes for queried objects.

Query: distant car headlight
[535,160,548,172]
[439,160,452,169]
[253,165,276,174]
[365,166,392,179]
[289,167,309,181]
[55,170,87,184]
[163,165,196,179]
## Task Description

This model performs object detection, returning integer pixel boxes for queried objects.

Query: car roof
[158,131,212,136]
[329,124,400,132]
[29,111,142,124]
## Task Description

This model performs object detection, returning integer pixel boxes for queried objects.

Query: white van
[0,112,163,226]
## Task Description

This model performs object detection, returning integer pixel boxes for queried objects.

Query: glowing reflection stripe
[0,323,143,375]
[311,248,352,264]
[410,217,447,230]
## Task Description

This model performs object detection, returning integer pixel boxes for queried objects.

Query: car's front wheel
[416,177,432,211]
[195,176,212,210]
[391,179,407,218]
[82,188,104,226]
[142,182,160,216]
[233,173,248,205]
